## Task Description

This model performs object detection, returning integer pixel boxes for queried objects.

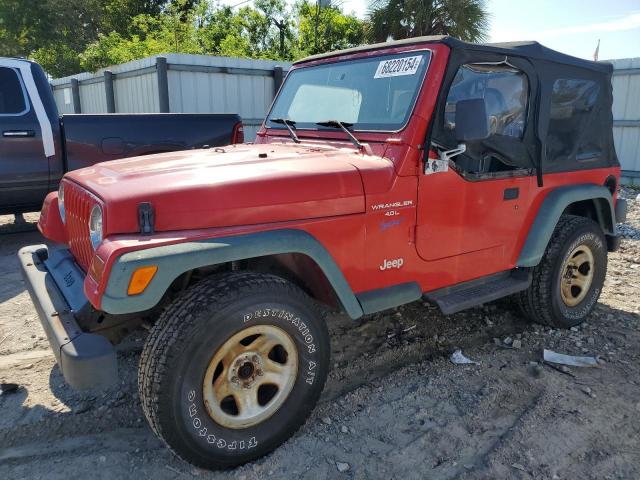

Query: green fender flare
[101,229,365,319]
[516,184,616,268]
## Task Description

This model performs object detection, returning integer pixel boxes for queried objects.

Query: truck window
[444,64,528,139]
[0,67,28,115]
[267,51,431,132]
[546,78,601,164]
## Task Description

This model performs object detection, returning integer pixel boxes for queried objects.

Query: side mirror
[455,98,490,142]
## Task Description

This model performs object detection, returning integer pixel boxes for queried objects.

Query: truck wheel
[518,215,607,328]
[138,272,329,469]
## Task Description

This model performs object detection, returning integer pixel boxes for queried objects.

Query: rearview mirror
[455,98,490,142]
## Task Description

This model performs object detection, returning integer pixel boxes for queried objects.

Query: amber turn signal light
[89,255,105,282]
[128,266,158,295]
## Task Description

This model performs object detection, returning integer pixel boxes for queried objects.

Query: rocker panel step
[426,269,531,315]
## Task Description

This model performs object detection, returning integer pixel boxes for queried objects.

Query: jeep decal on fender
[380,258,404,270]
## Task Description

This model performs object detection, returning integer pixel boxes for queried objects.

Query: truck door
[416,57,538,286]
[0,65,49,211]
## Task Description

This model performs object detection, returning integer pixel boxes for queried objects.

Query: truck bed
[60,113,242,172]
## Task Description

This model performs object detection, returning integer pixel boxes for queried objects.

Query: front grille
[64,181,96,272]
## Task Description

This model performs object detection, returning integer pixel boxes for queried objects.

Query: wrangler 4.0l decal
[371,200,413,211]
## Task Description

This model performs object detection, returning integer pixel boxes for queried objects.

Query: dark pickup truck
[0,58,243,214]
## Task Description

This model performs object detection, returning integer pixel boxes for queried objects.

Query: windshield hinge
[438,144,466,162]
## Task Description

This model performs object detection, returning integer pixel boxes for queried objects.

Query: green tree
[101,0,166,36]
[254,0,295,58]
[0,0,180,76]
[296,1,366,56]
[0,0,105,76]
[201,0,296,60]
[1,0,369,75]
[0,0,42,57]
[368,0,489,43]
[230,0,295,59]
[218,34,253,58]
[198,4,238,54]
[80,12,203,71]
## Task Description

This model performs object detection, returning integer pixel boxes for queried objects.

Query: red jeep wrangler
[20,36,627,469]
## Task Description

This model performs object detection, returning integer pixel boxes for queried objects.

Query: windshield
[267,50,431,132]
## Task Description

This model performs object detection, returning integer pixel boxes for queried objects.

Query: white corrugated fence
[610,58,640,185]
[50,54,291,140]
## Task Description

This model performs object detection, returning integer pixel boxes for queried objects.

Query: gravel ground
[0,189,639,480]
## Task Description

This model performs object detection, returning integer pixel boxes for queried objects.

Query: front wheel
[138,272,330,469]
[518,214,607,328]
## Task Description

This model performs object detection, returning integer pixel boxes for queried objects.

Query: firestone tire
[138,272,330,469]
[517,215,607,328]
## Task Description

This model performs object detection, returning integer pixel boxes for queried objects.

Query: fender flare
[101,229,364,319]
[516,184,616,268]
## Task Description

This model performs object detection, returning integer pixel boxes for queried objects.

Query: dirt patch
[1,193,639,479]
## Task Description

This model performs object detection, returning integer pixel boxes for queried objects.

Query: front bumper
[18,245,117,390]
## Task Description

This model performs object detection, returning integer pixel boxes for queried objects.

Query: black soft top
[296,35,612,74]
[296,36,617,176]
[298,35,618,177]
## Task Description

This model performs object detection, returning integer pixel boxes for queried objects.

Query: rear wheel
[518,215,607,328]
[138,272,330,469]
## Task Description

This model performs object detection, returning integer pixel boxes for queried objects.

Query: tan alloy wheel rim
[203,325,298,429]
[560,244,595,307]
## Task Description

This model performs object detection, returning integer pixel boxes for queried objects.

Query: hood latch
[138,202,155,235]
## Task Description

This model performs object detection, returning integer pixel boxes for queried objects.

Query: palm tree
[368,0,489,43]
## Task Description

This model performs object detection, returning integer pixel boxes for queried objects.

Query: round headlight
[88,204,103,250]
[58,183,65,223]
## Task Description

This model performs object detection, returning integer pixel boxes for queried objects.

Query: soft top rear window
[267,50,431,132]
[546,78,602,164]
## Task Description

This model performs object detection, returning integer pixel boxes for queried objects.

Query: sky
[220,0,640,60]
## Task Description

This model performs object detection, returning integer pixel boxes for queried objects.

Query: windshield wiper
[269,118,300,143]
[316,120,362,150]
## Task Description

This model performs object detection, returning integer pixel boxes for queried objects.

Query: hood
[66,143,366,233]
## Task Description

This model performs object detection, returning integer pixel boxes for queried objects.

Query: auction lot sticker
[374,55,422,79]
